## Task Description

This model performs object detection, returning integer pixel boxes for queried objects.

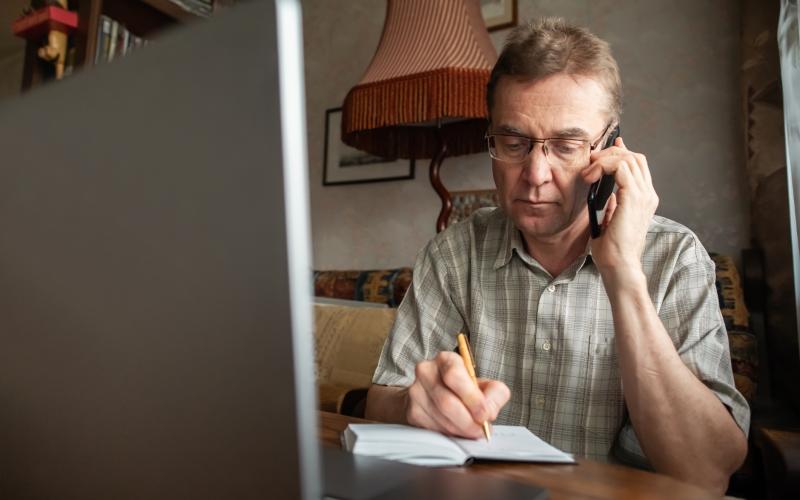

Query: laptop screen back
[0,1,319,498]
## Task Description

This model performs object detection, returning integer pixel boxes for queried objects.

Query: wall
[304,0,749,270]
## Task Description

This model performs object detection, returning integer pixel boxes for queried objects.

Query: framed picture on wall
[480,0,517,31]
[323,108,415,186]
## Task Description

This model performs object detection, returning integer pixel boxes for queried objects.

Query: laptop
[0,1,547,498]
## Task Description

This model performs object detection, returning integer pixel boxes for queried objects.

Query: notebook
[342,423,575,467]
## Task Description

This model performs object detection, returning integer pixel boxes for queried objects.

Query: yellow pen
[456,333,491,441]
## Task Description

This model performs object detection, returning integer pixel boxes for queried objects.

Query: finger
[477,379,511,421]
[583,154,637,190]
[633,152,653,186]
[581,154,618,183]
[617,138,653,187]
[603,192,618,227]
[586,144,622,169]
[407,387,465,437]
[427,381,486,438]
[436,352,490,422]
[625,157,646,187]
[611,157,639,191]
[415,359,485,437]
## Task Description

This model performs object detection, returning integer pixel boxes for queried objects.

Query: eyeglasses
[486,123,612,169]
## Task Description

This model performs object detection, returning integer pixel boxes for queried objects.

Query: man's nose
[522,143,553,186]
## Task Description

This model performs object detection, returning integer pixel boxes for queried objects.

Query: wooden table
[319,411,720,499]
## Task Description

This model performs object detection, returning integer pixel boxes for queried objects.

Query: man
[365,18,749,494]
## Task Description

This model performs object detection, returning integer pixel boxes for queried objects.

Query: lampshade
[341,0,497,160]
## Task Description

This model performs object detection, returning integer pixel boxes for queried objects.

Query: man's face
[490,73,611,242]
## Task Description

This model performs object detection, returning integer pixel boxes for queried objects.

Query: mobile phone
[588,125,621,238]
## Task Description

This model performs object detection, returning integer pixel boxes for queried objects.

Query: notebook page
[451,425,575,463]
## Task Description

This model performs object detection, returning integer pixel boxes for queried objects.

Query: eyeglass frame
[485,122,614,167]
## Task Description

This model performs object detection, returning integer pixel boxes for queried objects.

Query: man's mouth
[516,199,556,206]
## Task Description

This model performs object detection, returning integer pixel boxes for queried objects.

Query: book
[108,20,119,62]
[342,423,576,467]
[95,16,112,65]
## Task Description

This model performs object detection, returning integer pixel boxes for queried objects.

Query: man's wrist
[599,262,647,296]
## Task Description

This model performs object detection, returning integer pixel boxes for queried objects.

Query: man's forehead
[491,74,610,135]
[498,73,607,99]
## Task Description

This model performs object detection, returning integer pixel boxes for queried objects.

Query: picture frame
[480,0,517,32]
[322,108,415,186]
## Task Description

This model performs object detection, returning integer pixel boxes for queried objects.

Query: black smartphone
[588,125,621,238]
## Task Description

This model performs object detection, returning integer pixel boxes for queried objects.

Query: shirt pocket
[589,333,615,357]
[583,332,624,457]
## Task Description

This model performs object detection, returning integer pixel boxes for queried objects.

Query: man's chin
[510,211,565,239]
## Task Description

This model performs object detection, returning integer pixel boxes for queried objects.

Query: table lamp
[341,0,497,232]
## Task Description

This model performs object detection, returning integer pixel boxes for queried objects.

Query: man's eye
[499,138,527,150]
[550,140,581,155]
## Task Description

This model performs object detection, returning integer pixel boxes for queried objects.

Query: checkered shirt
[373,208,750,464]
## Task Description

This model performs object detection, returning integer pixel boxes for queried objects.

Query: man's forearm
[603,269,747,494]
[364,384,409,423]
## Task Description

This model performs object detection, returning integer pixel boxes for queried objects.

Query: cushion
[314,303,397,412]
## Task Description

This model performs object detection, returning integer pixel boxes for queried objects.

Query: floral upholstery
[314,268,412,307]
[447,189,499,227]
[710,253,758,403]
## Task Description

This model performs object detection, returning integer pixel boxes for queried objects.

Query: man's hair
[486,17,622,122]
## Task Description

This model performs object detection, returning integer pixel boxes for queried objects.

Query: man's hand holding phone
[581,136,659,276]
[405,352,510,439]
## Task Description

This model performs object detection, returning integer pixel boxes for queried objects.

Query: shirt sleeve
[614,235,751,467]
[372,236,467,387]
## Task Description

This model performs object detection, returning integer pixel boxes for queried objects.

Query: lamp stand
[429,140,452,233]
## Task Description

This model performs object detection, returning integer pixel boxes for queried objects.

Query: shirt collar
[494,215,521,270]
[494,215,595,274]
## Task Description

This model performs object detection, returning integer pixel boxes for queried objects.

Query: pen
[456,333,492,441]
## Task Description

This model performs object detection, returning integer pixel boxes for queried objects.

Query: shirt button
[547,284,556,293]
[542,340,551,351]
[535,395,545,407]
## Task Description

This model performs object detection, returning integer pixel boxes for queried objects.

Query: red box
[12,6,78,40]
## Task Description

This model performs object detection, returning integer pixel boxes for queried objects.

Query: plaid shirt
[373,208,750,464]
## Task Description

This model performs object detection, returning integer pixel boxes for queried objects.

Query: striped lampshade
[341,0,498,160]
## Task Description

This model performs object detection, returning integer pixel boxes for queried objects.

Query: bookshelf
[20,0,226,91]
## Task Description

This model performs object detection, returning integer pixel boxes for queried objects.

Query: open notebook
[342,423,575,467]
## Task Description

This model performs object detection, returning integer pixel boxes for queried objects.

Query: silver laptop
[0,2,547,498]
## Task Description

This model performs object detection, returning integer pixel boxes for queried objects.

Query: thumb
[477,379,510,421]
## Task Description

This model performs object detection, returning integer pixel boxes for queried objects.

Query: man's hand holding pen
[404,343,511,440]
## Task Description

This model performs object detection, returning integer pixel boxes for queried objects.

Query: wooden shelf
[139,0,201,22]
[100,0,202,38]
[21,0,215,91]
